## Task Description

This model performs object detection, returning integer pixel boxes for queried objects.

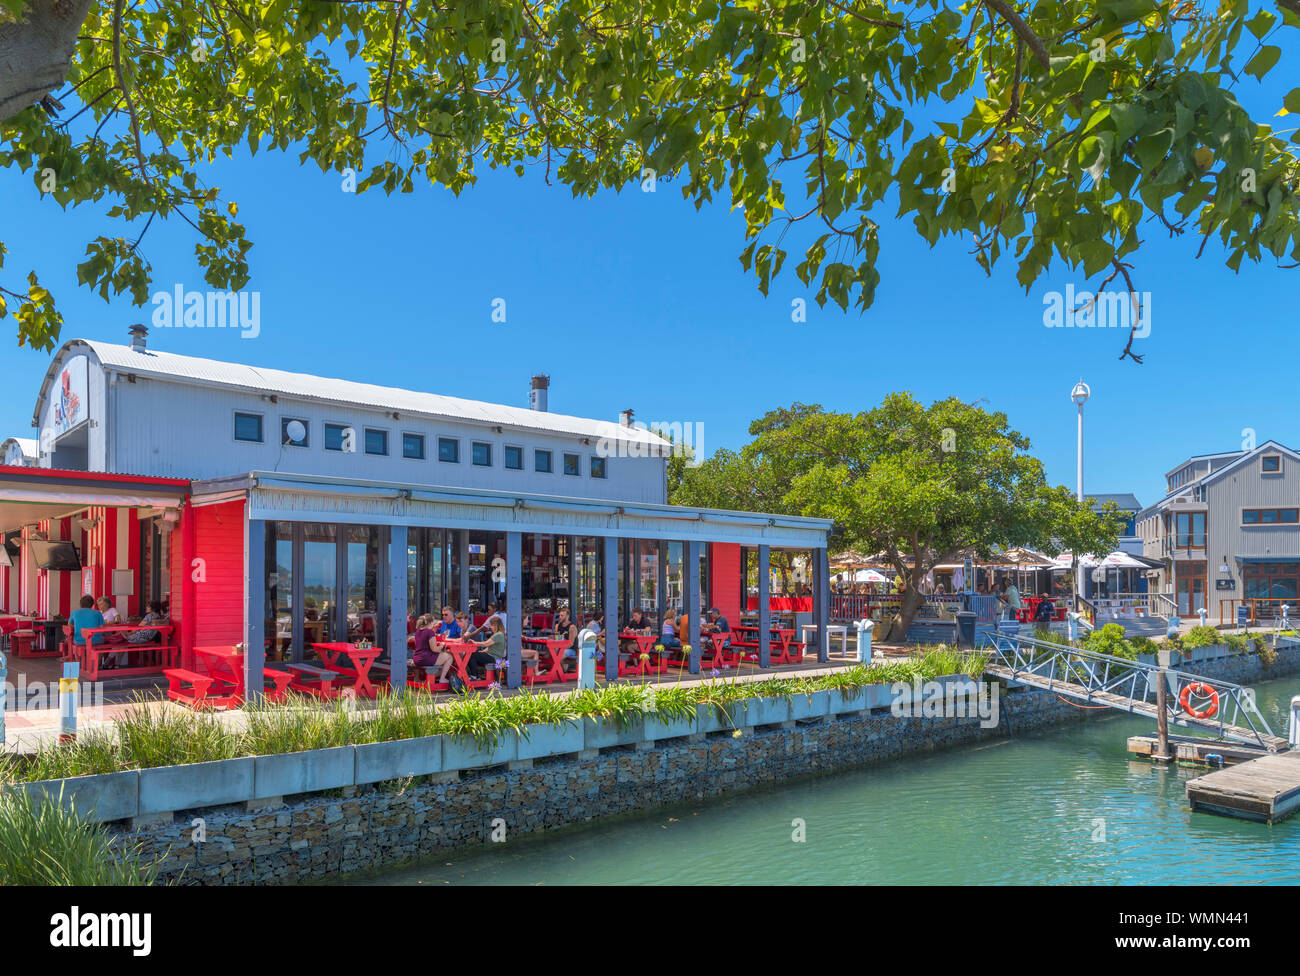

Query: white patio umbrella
[852,568,890,583]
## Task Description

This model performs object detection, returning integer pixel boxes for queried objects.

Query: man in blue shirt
[433,606,461,639]
[69,594,105,645]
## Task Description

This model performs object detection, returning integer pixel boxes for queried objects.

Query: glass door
[302,522,337,659]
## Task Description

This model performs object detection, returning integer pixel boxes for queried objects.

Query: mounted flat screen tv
[31,539,82,571]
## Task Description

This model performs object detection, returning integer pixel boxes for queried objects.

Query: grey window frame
[234,411,264,444]
[364,427,390,456]
[402,432,426,460]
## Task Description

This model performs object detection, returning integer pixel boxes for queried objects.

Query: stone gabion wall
[120,644,1300,886]
[121,685,1094,885]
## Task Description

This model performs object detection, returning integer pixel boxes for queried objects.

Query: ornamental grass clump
[499,689,575,735]
[358,688,442,744]
[0,788,165,886]
[643,685,695,724]
[241,693,362,755]
[1,728,121,785]
[567,684,649,729]
[430,693,510,749]
[114,696,240,769]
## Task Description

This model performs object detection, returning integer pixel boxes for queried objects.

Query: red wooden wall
[710,542,742,626]
[175,499,246,667]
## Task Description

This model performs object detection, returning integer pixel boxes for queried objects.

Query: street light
[1070,380,1091,608]
[1070,380,1090,502]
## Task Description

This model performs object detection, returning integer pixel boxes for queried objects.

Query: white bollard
[854,619,874,663]
[58,661,79,744]
[576,629,598,690]
[1197,607,1207,628]
[1067,612,1081,642]
[1291,696,1300,748]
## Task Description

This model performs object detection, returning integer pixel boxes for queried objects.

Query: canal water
[349,674,1300,885]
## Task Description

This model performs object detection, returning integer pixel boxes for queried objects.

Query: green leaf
[1244,45,1281,81]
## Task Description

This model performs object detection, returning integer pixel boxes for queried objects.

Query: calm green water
[349,675,1300,886]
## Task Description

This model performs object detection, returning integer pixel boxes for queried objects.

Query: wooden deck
[1127,734,1272,767]
[1186,751,1300,824]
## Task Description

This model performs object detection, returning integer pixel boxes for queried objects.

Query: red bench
[78,625,177,680]
[166,661,293,709]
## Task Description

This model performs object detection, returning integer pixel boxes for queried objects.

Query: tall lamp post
[1070,380,1091,609]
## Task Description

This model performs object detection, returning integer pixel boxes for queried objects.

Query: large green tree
[1,0,1297,354]
[673,396,1122,640]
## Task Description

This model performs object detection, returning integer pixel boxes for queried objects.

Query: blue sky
[0,58,1296,510]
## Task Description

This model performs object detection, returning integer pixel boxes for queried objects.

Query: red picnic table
[734,625,798,665]
[700,630,740,671]
[436,637,497,690]
[311,642,385,698]
[77,624,177,680]
[165,646,293,709]
[523,636,575,684]
[618,631,664,676]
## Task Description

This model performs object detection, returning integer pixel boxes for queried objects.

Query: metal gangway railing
[982,631,1287,751]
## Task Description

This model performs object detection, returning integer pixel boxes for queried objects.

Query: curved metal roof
[34,339,671,448]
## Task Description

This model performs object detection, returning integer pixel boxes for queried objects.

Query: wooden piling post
[1154,668,1171,762]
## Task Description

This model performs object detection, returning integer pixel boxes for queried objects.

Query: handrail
[982,631,1281,750]
[1220,597,1295,629]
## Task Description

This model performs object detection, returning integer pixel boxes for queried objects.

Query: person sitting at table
[69,594,106,661]
[626,607,653,633]
[1033,593,1055,624]
[553,607,580,666]
[467,617,516,680]
[703,607,731,647]
[455,611,471,639]
[410,613,440,670]
[659,615,681,652]
[124,601,167,644]
[433,606,461,639]
[620,607,652,658]
[464,601,506,640]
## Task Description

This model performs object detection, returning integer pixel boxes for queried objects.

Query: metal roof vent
[128,323,148,351]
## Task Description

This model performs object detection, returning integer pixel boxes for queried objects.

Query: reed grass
[0,787,163,886]
[0,649,997,785]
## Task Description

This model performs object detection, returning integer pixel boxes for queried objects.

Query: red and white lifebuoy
[1179,681,1220,720]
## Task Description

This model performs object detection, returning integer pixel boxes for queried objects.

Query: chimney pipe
[620,408,634,427]
[529,373,549,412]
[128,324,148,352]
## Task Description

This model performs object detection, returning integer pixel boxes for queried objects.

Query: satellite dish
[285,420,307,443]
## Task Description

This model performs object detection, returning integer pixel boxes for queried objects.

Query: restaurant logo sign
[51,354,88,436]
